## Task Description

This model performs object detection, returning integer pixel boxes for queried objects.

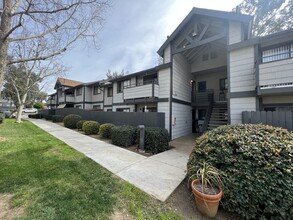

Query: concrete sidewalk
[28,119,194,201]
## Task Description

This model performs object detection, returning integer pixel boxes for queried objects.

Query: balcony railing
[191,89,227,106]
[124,81,159,100]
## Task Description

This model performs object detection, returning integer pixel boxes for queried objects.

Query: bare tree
[0,0,110,88]
[5,40,67,122]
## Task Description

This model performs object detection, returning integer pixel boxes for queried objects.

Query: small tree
[106,69,128,80]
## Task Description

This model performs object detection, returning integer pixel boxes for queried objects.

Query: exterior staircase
[207,102,228,130]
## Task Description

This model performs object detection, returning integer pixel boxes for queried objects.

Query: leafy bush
[111,125,136,147]
[99,123,115,138]
[28,114,43,119]
[187,124,293,220]
[76,120,86,130]
[63,114,82,129]
[33,102,45,109]
[0,114,4,124]
[44,115,53,121]
[144,127,169,154]
[52,115,64,123]
[82,121,100,135]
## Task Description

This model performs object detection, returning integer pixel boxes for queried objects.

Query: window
[75,105,82,109]
[107,87,113,97]
[143,74,158,85]
[124,79,131,88]
[93,105,101,110]
[262,44,291,63]
[76,87,82,96]
[197,81,206,92]
[116,108,130,112]
[93,86,101,95]
[117,81,123,93]
[220,78,228,90]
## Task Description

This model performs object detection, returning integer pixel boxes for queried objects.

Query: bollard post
[138,125,145,152]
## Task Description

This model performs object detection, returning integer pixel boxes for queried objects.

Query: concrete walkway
[28,119,196,201]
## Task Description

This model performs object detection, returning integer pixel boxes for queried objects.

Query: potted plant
[190,162,224,217]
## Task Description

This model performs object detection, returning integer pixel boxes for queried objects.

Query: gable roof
[54,77,83,89]
[157,7,253,56]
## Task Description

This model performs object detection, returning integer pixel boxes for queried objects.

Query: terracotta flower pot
[191,179,223,217]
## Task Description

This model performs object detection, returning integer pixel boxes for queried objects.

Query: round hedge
[99,123,114,138]
[76,120,86,130]
[82,121,100,135]
[63,114,82,129]
[111,125,136,147]
[144,127,169,154]
[187,124,293,220]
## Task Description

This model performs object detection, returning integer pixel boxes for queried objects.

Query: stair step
[209,121,227,124]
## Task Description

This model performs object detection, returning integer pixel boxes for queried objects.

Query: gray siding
[158,67,170,98]
[158,102,170,132]
[164,44,171,63]
[229,21,242,45]
[171,102,192,139]
[229,46,256,92]
[230,97,256,124]
[259,58,293,86]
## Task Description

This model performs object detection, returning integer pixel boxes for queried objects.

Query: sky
[47,0,244,93]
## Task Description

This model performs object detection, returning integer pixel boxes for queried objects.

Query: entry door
[197,81,206,92]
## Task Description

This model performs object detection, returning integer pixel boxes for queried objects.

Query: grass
[0,119,182,220]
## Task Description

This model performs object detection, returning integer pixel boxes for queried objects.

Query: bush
[63,114,82,129]
[28,114,43,119]
[144,127,170,154]
[0,114,4,124]
[187,124,293,220]
[82,121,100,135]
[44,115,53,121]
[33,102,45,109]
[111,125,136,147]
[76,120,86,130]
[99,123,115,138]
[52,115,64,123]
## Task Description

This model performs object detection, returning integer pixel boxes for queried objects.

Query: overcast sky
[46,0,244,92]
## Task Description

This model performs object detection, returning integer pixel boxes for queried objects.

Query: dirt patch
[166,180,243,220]
[0,137,7,142]
[111,210,134,220]
[0,194,25,220]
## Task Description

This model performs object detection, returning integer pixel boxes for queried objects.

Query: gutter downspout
[169,44,173,140]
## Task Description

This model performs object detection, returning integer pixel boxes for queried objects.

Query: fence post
[138,125,145,152]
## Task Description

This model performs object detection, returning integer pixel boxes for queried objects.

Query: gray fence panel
[39,108,165,128]
[242,110,293,131]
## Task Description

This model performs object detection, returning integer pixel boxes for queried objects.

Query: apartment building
[48,7,293,140]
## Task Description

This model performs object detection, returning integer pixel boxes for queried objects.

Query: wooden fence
[242,111,293,131]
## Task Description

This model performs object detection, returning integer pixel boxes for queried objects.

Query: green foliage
[28,114,43,119]
[144,127,169,154]
[52,115,64,123]
[33,102,45,109]
[44,115,53,121]
[76,120,86,130]
[187,124,293,220]
[0,113,4,124]
[234,0,292,36]
[82,121,100,135]
[99,123,115,138]
[63,114,82,129]
[111,125,136,147]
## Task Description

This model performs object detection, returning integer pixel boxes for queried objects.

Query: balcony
[124,82,159,100]
[258,58,293,95]
[191,89,227,107]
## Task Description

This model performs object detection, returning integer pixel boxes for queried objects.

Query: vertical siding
[229,21,242,45]
[230,97,256,124]
[171,103,192,139]
[158,102,170,132]
[104,87,113,106]
[158,67,170,98]
[229,46,256,92]
[164,44,171,63]
[173,54,192,102]
[84,87,92,102]
[113,82,123,103]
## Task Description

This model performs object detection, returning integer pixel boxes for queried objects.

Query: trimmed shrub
[82,121,100,135]
[187,124,293,220]
[99,123,115,138]
[52,115,64,123]
[28,114,43,119]
[76,120,86,130]
[111,125,136,147]
[63,114,82,129]
[44,115,53,121]
[144,127,170,154]
[33,102,45,109]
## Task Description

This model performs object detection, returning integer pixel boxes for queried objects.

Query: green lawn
[0,119,182,220]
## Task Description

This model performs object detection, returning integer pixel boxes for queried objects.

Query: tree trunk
[16,92,28,123]
[0,0,12,88]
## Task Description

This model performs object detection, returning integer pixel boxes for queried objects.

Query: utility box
[138,125,145,152]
